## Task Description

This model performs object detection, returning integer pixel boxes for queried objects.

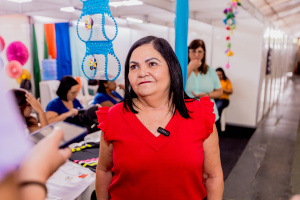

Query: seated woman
[12,89,48,133]
[92,80,123,107]
[45,76,83,124]
[215,67,233,117]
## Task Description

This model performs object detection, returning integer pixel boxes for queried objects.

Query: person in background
[92,80,123,107]
[45,76,83,124]
[0,77,71,200]
[185,39,223,121]
[215,67,233,120]
[12,89,48,133]
[96,36,223,200]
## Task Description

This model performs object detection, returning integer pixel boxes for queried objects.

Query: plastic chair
[76,76,95,108]
[39,80,60,110]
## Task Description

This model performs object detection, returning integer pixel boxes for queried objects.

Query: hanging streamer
[77,0,121,81]
[223,0,241,68]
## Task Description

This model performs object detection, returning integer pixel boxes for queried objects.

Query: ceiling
[248,0,300,37]
[0,0,299,37]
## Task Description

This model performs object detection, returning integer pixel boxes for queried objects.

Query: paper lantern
[0,57,4,70]
[6,60,22,79]
[0,36,5,53]
[16,69,31,84]
[6,41,29,65]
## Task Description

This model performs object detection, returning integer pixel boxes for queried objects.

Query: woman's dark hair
[123,36,192,119]
[216,67,228,81]
[97,80,108,93]
[56,75,78,101]
[188,39,208,74]
[12,89,27,116]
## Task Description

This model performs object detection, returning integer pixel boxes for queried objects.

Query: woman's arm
[223,88,233,94]
[45,109,78,124]
[202,124,224,200]
[208,88,223,99]
[192,88,223,99]
[187,59,202,79]
[100,101,115,108]
[25,93,48,128]
[96,132,113,200]
[18,129,71,200]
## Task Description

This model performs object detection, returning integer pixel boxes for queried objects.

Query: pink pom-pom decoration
[0,36,5,53]
[6,60,22,78]
[0,57,4,70]
[225,62,230,69]
[6,41,29,65]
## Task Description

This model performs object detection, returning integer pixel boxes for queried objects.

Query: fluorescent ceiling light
[126,17,143,23]
[60,7,75,12]
[109,0,143,8]
[7,0,32,3]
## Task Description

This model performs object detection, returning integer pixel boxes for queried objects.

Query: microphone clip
[157,127,170,137]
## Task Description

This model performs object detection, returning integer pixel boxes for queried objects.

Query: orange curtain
[44,24,57,59]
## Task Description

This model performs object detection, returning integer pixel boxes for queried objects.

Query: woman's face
[22,104,32,118]
[189,47,205,62]
[104,81,117,92]
[66,85,79,101]
[217,71,223,80]
[128,44,170,98]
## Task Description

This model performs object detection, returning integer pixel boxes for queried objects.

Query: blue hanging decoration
[77,0,121,80]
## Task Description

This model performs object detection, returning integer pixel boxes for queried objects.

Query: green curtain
[44,31,49,59]
[32,24,41,98]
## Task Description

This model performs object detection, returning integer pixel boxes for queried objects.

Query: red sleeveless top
[97,97,215,200]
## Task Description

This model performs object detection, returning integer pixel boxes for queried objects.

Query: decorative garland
[223,0,241,68]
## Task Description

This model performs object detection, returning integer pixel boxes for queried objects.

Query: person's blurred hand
[188,59,202,71]
[291,195,300,200]
[18,128,72,184]
[68,108,79,117]
[192,91,208,99]
[25,93,44,114]
[118,84,125,90]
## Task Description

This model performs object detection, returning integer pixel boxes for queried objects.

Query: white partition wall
[211,18,264,127]
[0,15,33,89]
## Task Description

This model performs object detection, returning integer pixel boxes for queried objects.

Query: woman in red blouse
[95,36,224,200]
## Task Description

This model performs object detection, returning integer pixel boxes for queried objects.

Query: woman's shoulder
[47,97,62,107]
[50,97,61,103]
[98,102,124,116]
[185,97,215,117]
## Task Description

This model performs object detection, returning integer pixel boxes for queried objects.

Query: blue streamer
[174,0,189,88]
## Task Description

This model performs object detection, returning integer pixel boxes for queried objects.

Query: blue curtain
[174,0,189,88]
[69,25,85,77]
[55,23,72,80]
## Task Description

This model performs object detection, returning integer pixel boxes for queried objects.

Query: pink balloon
[0,36,4,53]
[6,60,22,79]
[6,41,29,66]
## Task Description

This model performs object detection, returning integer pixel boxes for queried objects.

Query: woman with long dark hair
[95,36,223,200]
[12,89,48,133]
[215,67,233,118]
[186,39,223,121]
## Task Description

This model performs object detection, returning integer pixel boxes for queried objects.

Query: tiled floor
[223,76,300,200]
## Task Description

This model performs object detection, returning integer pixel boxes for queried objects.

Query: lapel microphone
[157,127,170,137]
